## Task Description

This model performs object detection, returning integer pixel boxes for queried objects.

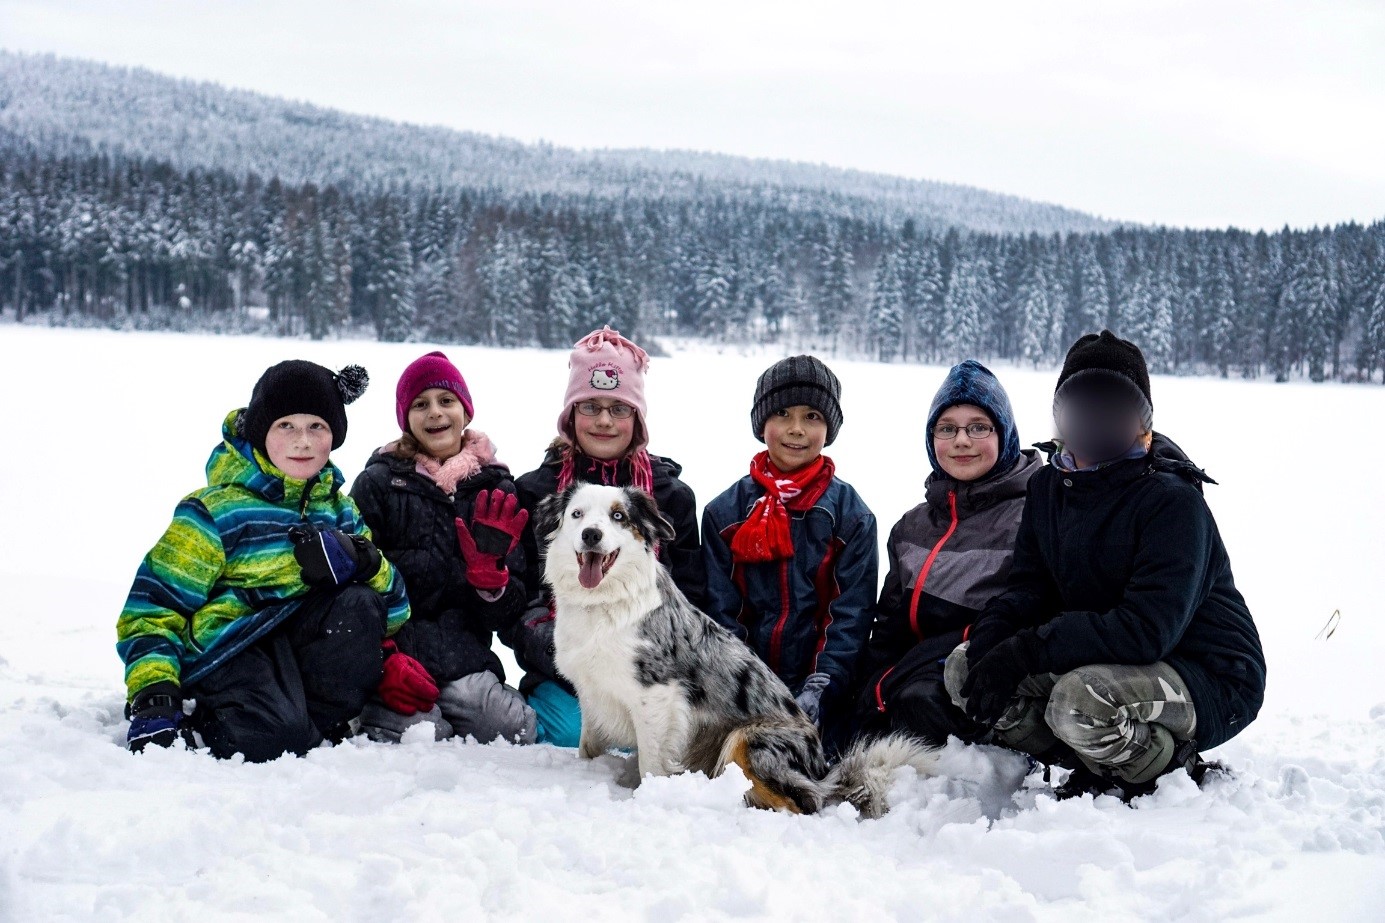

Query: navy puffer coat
[973,434,1265,750]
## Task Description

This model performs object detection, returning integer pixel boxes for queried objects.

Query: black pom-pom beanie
[238,360,369,452]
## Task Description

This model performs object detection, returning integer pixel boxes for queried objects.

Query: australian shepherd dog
[537,483,939,816]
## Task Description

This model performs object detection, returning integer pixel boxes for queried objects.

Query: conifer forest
[2,51,1383,382]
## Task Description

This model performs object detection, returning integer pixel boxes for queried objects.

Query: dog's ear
[624,487,676,546]
[535,484,578,548]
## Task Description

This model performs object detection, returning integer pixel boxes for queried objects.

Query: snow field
[1,325,1382,921]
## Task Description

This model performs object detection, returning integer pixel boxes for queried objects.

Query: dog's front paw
[617,753,643,789]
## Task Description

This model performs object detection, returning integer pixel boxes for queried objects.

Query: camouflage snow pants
[944,641,1198,785]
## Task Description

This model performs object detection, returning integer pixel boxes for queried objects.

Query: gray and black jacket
[861,450,1041,712]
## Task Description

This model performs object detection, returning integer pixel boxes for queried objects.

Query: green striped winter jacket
[116,410,410,701]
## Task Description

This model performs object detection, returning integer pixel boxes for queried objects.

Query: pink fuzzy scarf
[411,430,501,496]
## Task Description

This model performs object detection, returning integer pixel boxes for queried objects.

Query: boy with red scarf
[702,356,878,746]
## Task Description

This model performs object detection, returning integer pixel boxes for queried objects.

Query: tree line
[2,147,1383,382]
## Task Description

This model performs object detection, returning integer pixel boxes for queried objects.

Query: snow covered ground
[1,325,1382,922]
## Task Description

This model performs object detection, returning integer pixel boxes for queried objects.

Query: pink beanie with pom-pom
[557,326,650,449]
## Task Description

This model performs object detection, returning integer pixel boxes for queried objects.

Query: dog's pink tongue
[578,552,605,589]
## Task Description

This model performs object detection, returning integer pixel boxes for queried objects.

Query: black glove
[290,525,383,587]
[960,636,1033,726]
[518,611,558,678]
[126,681,196,753]
[964,615,1019,671]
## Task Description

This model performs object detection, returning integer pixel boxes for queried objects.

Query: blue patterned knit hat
[924,360,1021,479]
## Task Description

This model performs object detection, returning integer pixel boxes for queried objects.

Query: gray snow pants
[359,670,538,745]
[944,641,1197,784]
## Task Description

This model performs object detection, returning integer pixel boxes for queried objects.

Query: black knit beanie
[1056,330,1152,406]
[238,360,369,453]
[1052,331,1154,464]
[750,355,844,446]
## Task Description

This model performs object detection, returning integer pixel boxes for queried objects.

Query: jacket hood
[1034,431,1215,493]
[925,360,1022,479]
[209,409,346,504]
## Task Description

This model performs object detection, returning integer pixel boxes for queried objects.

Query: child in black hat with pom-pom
[117,359,412,763]
[943,331,1266,801]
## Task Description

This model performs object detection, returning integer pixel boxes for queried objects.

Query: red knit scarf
[729,451,835,564]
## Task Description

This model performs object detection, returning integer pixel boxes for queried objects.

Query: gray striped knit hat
[750,355,844,446]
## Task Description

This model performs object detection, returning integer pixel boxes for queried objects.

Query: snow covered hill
[1,327,1381,921]
[0,50,1117,235]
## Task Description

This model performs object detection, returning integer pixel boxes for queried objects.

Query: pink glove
[377,639,439,715]
[455,488,529,591]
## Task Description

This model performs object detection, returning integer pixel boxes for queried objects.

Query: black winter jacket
[975,434,1265,750]
[351,449,526,685]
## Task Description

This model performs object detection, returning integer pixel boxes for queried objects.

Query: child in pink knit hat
[510,327,705,746]
[351,350,537,746]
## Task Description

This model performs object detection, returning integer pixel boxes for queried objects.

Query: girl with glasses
[512,327,705,746]
[854,360,1042,748]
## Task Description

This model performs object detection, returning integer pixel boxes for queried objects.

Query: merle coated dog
[537,483,939,815]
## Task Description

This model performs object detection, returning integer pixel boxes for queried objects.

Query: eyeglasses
[931,423,995,440]
[576,400,635,420]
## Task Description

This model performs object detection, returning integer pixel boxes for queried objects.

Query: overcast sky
[3,0,1382,230]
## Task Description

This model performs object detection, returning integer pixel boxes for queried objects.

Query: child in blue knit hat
[853,360,1041,746]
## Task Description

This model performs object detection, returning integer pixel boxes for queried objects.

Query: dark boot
[1116,738,1228,800]
[1053,764,1121,800]
[1171,738,1228,785]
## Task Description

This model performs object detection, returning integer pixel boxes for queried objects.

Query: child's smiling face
[573,399,637,461]
[933,404,999,481]
[263,414,333,480]
[408,387,470,460]
[762,405,828,472]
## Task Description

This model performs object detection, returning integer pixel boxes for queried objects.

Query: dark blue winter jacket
[702,474,878,703]
[975,434,1265,750]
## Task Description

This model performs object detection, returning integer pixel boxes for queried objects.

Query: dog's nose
[581,527,603,547]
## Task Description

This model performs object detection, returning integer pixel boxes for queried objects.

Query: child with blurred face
[701,355,877,753]
[855,360,1040,749]
[512,327,705,747]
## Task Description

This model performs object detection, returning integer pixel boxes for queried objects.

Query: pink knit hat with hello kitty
[557,326,650,449]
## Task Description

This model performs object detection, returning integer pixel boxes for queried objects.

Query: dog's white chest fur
[552,602,647,746]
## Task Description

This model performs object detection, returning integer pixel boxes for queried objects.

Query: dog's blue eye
[570,509,582,519]
[612,511,625,521]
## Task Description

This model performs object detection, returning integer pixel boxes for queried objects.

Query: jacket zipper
[908,490,958,638]
[768,558,792,673]
[876,490,959,714]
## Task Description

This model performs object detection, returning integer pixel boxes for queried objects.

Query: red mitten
[377,639,439,715]
[455,489,529,591]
